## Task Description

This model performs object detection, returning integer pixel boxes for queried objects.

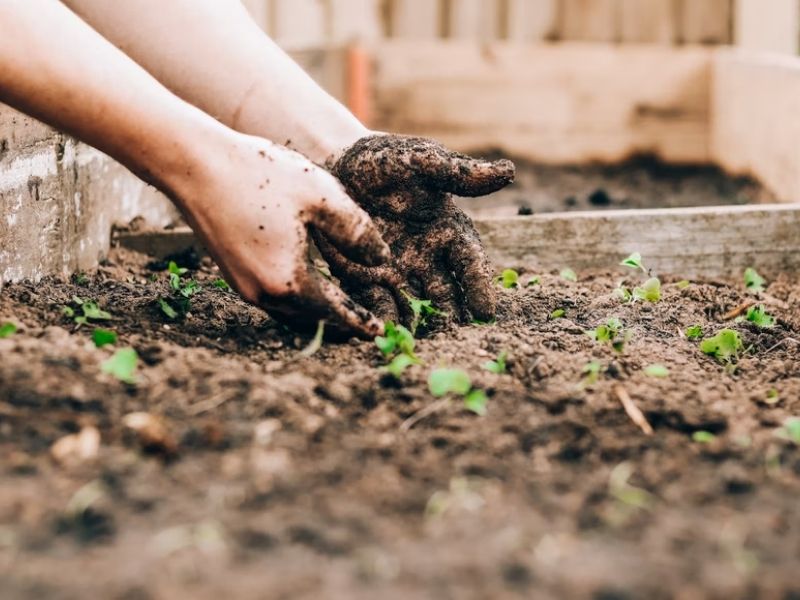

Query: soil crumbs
[1,248,800,600]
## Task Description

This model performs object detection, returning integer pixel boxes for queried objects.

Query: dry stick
[765,338,800,354]
[613,385,654,436]
[722,300,756,321]
[400,398,451,433]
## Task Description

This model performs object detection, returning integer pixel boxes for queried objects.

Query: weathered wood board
[116,204,800,278]
[368,41,712,164]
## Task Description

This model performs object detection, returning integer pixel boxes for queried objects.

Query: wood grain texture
[116,204,800,278]
[711,49,800,204]
[446,0,501,40]
[505,0,559,41]
[328,0,384,43]
[369,41,712,164]
[388,0,442,38]
[559,0,621,42]
[679,0,732,44]
[620,0,677,43]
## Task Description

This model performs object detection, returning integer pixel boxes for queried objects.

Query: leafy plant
[402,292,443,334]
[644,364,669,378]
[386,354,417,378]
[586,317,630,353]
[692,431,716,443]
[375,321,419,377]
[550,308,566,319]
[560,268,577,282]
[526,276,541,287]
[160,261,199,319]
[496,269,519,289]
[580,360,603,388]
[428,368,488,416]
[676,280,691,289]
[92,328,117,348]
[700,329,744,364]
[0,322,17,339]
[633,277,661,303]
[765,388,780,405]
[212,279,231,291]
[614,283,632,303]
[743,305,775,328]
[685,325,704,340]
[620,252,647,273]
[101,348,138,384]
[63,296,112,326]
[775,417,800,445]
[744,267,765,294]
[483,351,507,375]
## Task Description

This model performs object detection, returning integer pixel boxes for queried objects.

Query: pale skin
[0,0,512,338]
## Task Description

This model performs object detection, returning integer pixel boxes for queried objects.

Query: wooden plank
[620,0,677,44]
[116,204,800,277]
[328,0,383,43]
[476,205,800,276]
[505,0,558,41]
[711,49,800,204]
[446,0,501,40]
[388,0,442,38]
[369,41,712,164]
[679,0,732,44]
[271,0,327,49]
[734,0,800,55]
[559,0,621,42]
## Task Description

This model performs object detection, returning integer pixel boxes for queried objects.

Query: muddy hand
[174,135,390,340]
[316,134,514,325]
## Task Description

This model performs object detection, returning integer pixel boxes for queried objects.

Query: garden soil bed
[1,247,799,600]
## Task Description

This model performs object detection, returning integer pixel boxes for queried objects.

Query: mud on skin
[1,248,800,599]
[318,134,515,326]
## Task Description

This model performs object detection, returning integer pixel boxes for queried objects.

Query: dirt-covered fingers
[446,220,497,322]
[422,267,462,322]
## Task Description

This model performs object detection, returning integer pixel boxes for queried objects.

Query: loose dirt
[1,244,799,599]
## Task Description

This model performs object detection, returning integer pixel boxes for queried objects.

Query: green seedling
[586,317,630,353]
[550,308,566,319]
[298,320,325,358]
[700,329,744,364]
[744,267,765,294]
[73,272,89,286]
[580,360,603,389]
[375,321,420,378]
[92,328,117,348]
[526,276,541,287]
[685,325,704,340]
[212,279,231,291]
[101,347,138,384]
[609,462,653,511]
[427,368,488,416]
[633,277,661,303]
[0,322,17,339]
[620,252,647,273]
[614,284,633,303]
[385,354,417,378]
[676,280,691,289]
[483,351,507,375]
[496,269,520,289]
[774,417,800,445]
[402,292,443,334]
[160,262,199,319]
[743,305,775,328]
[470,318,496,327]
[63,296,112,326]
[692,431,717,443]
[765,388,780,405]
[644,364,669,378]
[560,268,577,282]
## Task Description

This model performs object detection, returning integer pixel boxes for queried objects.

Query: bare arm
[60,0,369,163]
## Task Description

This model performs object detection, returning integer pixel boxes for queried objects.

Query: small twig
[613,385,653,436]
[765,337,800,354]
[186,391,235,416]
[400,398,451,432]
[722,300,755,321]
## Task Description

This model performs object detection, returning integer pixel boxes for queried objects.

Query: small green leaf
[299,320,325,358]
[158,298,179,320]
[614,284,632,303]
[620,252,647,273]
[685,325,703,340]
[92,328,118,348]
[101,348,139,384]
[526,276,541,287]
[765,388,780,405]
[700,329,744,364]
[212,279,231,291]
[428,369,472,397]
[692,431,716,443]
[580,360,603,388]
[375,321,415,358]
[402,292,443,334]
[550,308,565,319]
[644,364,669,378]
[80,301,112,321]
[482,351,507,374]
[559,268,577,282]
[633,277,661,303]
[62,306,75,318]
[0,322,17,339]
[676,280,691,289]
[497,269,519,289]
[464,389,488,416]
[777,418,800,444]
[385,353,417,378]
[744,305,775,328]
[744,267,765,294]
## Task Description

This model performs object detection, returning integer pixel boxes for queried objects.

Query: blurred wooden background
[240,0,799,53]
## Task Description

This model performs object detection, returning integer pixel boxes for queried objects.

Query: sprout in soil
[101,347,139,384]
[644,364,669,378]
[700,329,744,364]
[550,308,566,320]
[63,296,113,327]
[744,267,765,294]
[526,276,541,287]
[560,268,577,282]
[742,305,775,328]
[483,351,507,375]
[427,368,488,416]
[375,321,420,378]
[160,261,200,319]
[618,253,661,303]
[496,269,519,289]
[676,280,691,289]
[402,292,443,334]
[692,431,716,443]
[580,360,603,389]
[685,325,704,340]
[0,322,17,339]
[212,279,231,291]
[620,252,647,274]
[92,328,118,348]
[298,320,325,358]
[633,278,662,303]
[586,317,631,353]
[774,417,800,445]
[765,388,780,405]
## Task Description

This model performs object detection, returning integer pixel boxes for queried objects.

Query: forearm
[61,0,369,163]
[0,0,235,200]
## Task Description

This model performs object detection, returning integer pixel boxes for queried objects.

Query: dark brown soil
[460,155,777,218]
[2,246,800,600]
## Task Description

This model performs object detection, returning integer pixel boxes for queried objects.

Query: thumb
[430,153,516,197]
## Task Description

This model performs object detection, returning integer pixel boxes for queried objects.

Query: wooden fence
[241,0,800,52]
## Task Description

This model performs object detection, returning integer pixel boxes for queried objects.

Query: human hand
[174,133,389,339]
[315,134,514,326]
